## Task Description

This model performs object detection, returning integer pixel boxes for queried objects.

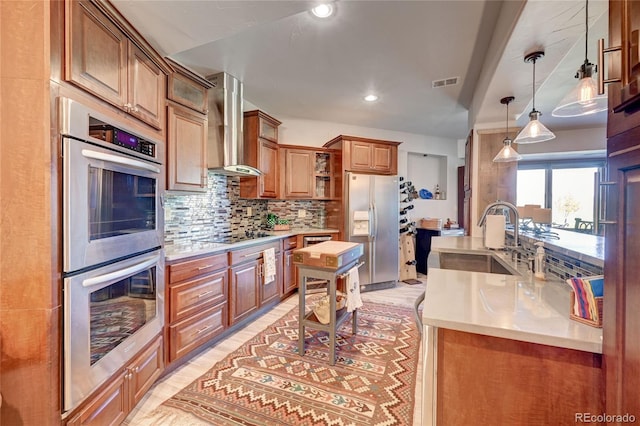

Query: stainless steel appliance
[206,72,261,176]
[63,250,164,411]
[60,97,163,272]
[345,172,399,290]
[59,97,165,412]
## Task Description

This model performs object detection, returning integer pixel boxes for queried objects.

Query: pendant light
[552,0,607,117]
[493,96,522,163]
[514,51,556,144]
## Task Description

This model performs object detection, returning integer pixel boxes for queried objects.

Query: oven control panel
[89,125,155,159]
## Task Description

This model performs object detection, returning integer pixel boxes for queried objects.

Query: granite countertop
[423,236,603,354]
[164,227,340,262]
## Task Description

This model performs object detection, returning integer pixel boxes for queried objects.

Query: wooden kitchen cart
[293,241,364,365]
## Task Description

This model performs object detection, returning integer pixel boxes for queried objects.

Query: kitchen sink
[438,252,519,275]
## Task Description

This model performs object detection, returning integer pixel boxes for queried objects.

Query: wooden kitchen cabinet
[166,253,228,363]
[166,58,211,114]
[229,261,261,324]
[324,135,400,175]
[66,335,164,426]
[65,0,167,129]
[166,62,212,192]
[167,103,207,192]
[282,147,314,198]
[602,2,640,418]
[281,146,336,199]
[606,0,640,138]
[240,110,281,198]
[282,236,299,295]
[229,240,281,325]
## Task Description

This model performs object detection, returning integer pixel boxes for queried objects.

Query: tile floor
[123,278,427,425]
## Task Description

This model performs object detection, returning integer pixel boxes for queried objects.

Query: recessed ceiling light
[311,3,334,18]
[364,94,379,102]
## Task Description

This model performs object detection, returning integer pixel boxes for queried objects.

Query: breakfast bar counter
[422,236,604,426]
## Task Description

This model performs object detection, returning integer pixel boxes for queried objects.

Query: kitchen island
[422,236,604,425]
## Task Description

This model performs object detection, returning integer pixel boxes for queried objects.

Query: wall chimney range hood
[207,72,262,177]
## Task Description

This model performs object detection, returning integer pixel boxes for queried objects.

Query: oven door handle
[82,253,160,288]
[81,148,161,174]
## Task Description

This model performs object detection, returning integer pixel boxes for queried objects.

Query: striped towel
[263,248,276,284]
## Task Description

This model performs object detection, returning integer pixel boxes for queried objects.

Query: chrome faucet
[478,200,520,248]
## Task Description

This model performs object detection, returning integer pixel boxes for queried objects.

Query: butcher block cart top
[292,240,363,270]
[293,241,364,365]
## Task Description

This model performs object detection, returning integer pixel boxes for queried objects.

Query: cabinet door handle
[598,38,622,95]
[596,175,618,227]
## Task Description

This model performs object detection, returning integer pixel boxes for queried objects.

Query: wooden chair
[574,218,594,233]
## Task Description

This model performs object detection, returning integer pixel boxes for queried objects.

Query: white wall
[277,116,463,225]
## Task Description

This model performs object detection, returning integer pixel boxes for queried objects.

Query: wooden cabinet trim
[169,303,227,362]
[169,270,228,322]
[229,240,281,266]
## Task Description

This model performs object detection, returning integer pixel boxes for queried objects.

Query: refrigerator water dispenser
[352,211,370,236]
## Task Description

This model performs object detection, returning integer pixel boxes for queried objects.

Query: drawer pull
[194,325,212,335]
[197,290,214,298]
[197,264,215,270]
[243,251,264,258]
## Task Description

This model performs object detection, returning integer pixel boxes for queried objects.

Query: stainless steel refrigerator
[345,172,399,290]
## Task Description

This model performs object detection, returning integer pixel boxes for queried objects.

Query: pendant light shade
[515,51,555,144]
[552,0,607,117]
[493,96,522,163]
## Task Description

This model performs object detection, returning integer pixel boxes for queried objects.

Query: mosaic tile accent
[164,172,327,246]
[508,236,603,281]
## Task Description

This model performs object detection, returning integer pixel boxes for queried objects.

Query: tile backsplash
[164,172,327,245]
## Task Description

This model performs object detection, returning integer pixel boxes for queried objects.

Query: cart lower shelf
[296,258,362,365]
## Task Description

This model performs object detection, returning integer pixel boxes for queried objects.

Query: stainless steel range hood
[207,72,262,177]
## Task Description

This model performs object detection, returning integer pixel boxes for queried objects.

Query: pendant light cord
[506,101,509,136]
[584,0,589,64]
[532,57,536,111]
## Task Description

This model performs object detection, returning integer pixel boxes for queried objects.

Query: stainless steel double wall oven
[60,97,165,412]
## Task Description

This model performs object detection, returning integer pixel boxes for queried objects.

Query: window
[516,159,605,232]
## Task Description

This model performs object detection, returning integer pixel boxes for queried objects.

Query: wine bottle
[399,205,415,215]
[399,217,408,224]
[399,225,414,233]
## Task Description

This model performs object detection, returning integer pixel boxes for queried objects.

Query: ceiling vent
[432,76,459,88]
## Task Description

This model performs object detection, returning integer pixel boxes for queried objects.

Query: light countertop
[515,227,604,267]
[164,228,339,262]
[423,236,603,353]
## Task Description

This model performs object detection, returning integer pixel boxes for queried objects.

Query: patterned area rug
[91,298,147,365]
[146,301,419,425]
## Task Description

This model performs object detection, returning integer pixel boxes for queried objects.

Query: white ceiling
[112,0,609,141]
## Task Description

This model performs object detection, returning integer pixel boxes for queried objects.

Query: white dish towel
[345,265,363,313]
[263,248,276,284]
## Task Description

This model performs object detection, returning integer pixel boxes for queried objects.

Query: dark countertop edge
[165,228,340,262]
